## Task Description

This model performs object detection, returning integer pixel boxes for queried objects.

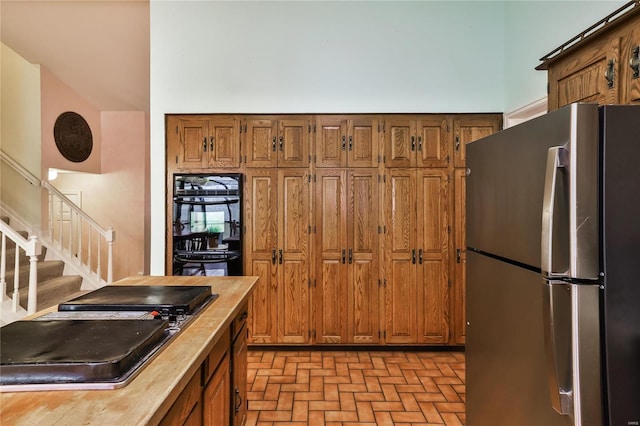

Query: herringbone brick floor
[246,350,465,425]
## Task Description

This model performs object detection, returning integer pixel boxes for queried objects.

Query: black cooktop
[0,319,169,385]
[58,285,214,315]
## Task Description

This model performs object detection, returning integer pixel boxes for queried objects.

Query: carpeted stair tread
[18,275,83,312]
[4,245,47,267]
[3,260,65,288]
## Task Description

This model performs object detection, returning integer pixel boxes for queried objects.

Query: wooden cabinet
[452,115,502,168]
[168,115,240,169]
[314,169,380,344]
[383,116,449,168]
[159,371,203,426]
[245,169,310,344]
[383,169,449,344]
[203,353,230,426]
[315,116,380,168]
[452,169,467,345]
[538,3,640,110]
[243,117,311,168]
[231,306,248,426]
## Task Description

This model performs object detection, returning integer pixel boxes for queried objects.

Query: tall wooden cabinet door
[206,116,240,168]
[245,171,278,343]
[315,170,348,343]
[348,118,380,168]
[453,169,467,344]
[244,118,278,167]
[178,118,209,169]
[279,119,310,167]
[548,39,620,111]
[203,354,230,426]
[347,170,380,344]
[453,117,501,168]
[623,27,640,104]
[384,118,416,168]
[277,169,310,344]
[316,117,347,168]
[384,170,417,344]
[416,170,449,344]
[416,116,449,168]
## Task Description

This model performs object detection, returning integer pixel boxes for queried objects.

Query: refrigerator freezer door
[466,251,572,426]
[467,103,599,279]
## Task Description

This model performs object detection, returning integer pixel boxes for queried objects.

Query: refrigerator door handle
[542,281,573,417]
[541,146,568,277]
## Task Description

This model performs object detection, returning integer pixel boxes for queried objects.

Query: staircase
[1,217,84,325]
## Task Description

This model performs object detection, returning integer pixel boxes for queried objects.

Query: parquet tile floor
[246,350,466,426]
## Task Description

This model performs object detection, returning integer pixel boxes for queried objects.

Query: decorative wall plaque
[53,111,93,162]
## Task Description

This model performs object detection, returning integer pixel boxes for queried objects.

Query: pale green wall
[0,43,42,227]
[150,0,506,274]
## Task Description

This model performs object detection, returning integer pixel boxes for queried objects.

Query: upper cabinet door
[348,118,379,168]
[315,116,380,168]
[623,26,640,105]
[278,119,310,168]
[548,38,620,111]
[453,116,501,168]
[206,116,240,168]
[315,116,348,168]
[178,118,209,169]
[384,118,416,168]
[416,116,449,168]
[244,118,278,168]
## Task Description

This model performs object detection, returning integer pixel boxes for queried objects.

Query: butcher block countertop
[0,275,258,425]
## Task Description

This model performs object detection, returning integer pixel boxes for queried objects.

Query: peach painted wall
[41,67,101,174]
[40,67,147,280]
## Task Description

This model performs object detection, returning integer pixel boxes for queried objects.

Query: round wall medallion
[53,111,93,162]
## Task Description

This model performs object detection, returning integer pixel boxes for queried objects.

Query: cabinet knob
[630,46,640,79]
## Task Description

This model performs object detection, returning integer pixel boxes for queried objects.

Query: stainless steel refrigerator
[466,103,640,426]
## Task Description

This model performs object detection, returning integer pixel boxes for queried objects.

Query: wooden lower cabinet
[383,169,449,344]
[203,353,230,426]
[314,169,380,344]
[160,315,248,426]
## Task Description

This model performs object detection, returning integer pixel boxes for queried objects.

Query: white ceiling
[1,0,149,112]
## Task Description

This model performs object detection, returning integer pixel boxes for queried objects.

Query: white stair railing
[0,150,114,287]
[43,181,114,285]
[0,220,41,315]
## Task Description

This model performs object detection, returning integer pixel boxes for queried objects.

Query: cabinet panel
[417,117,449,168]
[180,119,208,168]
[277,170,310,344]
[348,171,379,344]
[207,117,239,168]
[417,170,449,344]
[316,117,347,168]
[279,119,310,167]
[384,119,415,168]
[453,169,467,344]
[384,170,417,343]
[160,371,202,426]
[623,26,640,104]
[203,353,230,426]
[245,119,278,167]
[232,324,248,426]
[453,117,501,168]
[316,117,379,168]
[349,118,379,168]
[315,171,347,343]
[245,171,278,344]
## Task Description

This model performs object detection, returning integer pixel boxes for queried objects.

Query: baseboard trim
[248,344,465,352]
